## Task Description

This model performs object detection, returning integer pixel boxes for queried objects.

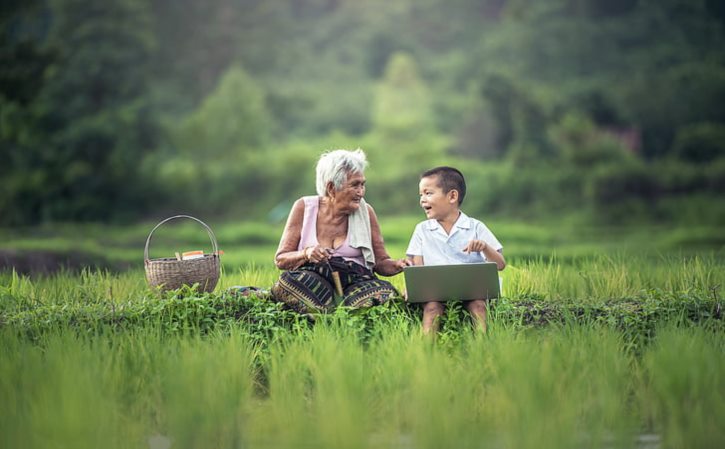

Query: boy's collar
[426,210,471,230]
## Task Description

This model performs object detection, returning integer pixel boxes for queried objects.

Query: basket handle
[144,215,219,262]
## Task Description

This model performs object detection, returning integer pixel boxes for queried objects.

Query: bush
[586,161,660,222]
[671,123,725,163]
[173,66,272,159]
[548,112,633,167]
[651,160,708,195]
[705,157,725,193]
[462,162,586,219]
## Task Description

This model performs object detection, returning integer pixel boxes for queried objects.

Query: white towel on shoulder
[348,198,375,269]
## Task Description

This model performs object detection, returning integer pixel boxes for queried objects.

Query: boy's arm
[484,245,506,271]
[409,255,424,266]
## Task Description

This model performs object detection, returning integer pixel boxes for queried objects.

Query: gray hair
[315,148,368,196]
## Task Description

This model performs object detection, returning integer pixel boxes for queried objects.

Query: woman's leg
[341,278,398,308]
[271,269,335,313]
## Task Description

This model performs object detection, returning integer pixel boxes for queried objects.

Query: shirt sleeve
[476,221,503,253]
[406,223,424,257]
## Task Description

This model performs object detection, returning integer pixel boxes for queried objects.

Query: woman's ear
[326,182,336,197]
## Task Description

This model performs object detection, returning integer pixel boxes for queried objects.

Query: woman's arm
[368,204,408,276]
[274,199,309,270]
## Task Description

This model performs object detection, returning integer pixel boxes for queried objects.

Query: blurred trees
[151,65,282,217]
[372,52,434,137]
[1,0,724,225]
[2,0,158,224]
[173,66,271,160]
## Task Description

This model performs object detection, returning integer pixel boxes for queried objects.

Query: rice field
[0,222,723,449]
[0,312,722,449]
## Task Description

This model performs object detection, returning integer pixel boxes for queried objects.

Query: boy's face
[419,175,458,220]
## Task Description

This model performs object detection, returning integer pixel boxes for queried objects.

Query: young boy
[405,166,506,334]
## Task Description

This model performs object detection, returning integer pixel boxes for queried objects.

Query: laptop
[403,262,500,303]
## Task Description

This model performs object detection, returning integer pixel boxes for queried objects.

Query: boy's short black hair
[421,166,466,205]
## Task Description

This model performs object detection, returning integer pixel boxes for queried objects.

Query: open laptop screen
[403,262,500,303]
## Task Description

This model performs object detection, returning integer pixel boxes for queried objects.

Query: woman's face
[330,171,366,212]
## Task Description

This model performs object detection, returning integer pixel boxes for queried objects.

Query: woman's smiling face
[419,175,457,220]
[331,171,366,213]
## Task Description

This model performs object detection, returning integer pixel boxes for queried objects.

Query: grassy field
[2,216,723,271]
[1,320,722,449]
[1,219,723,449]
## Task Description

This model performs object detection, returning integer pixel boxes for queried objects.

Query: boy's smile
[419,175,459,222]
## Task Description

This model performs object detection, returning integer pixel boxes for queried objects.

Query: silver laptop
[403,262,500,303]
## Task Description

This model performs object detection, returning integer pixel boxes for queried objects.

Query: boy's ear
[447,189,459,204]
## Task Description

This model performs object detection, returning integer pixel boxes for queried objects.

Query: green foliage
[479,72,557,162]
[671,122,725,163]
[548,111,633,166]
[619,63,725,156]
[2,253,722,344]
[150,65,277,215]
[1,0,159,225]
[584,158,725,224]
[2,0,725,224]
[642,325,725,449]
[585,160,659,222]
[174,65,272,159]
[1,307,723,448]
[372,52,434,137]
[1,248,723,448]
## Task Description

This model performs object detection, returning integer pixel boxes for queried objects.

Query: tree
[174,66,271,161]
[13,0,159,223]
[372,52,434,138]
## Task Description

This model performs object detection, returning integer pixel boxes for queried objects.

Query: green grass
[1,321,722,449]
[1,221,723,449]
[2,253,721,309]
[1,216,723,272]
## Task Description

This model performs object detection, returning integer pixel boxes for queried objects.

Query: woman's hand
[304,246,333,264]
[373,257,411,276]
[390,258,412,273]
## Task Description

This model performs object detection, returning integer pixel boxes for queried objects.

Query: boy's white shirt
[406,211,503,266]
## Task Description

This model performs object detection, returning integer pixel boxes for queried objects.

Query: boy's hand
[463,239,487,254]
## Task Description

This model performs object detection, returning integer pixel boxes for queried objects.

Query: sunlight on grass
[0,248,722,449]
[1,322,721,449]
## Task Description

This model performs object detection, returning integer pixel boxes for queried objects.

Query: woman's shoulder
[292,196,320,209]
[288,197,309,215]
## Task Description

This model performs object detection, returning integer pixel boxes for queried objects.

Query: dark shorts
[271,257,399,313]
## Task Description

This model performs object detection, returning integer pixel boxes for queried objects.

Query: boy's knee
[465,299,487,315]
[423,301,444,315]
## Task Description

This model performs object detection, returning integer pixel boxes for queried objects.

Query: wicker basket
[144,215,221,293]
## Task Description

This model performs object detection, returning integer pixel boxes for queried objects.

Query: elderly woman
[272,149,408,313]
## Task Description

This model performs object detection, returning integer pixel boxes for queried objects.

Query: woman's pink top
[298,196,366,267]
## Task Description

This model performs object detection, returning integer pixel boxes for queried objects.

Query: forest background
[2,0,724,229]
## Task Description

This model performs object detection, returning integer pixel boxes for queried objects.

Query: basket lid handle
[144,215,219,262]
